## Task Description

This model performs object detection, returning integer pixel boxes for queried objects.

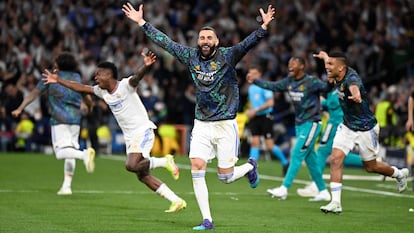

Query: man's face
[197,29,218,59]
[94,68,112,89]
[325,57,342,80]
[288,58,304,79]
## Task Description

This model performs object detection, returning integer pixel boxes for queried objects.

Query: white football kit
[94,77,157,156]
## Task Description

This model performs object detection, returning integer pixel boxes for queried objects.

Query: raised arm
[406,95,414,131]
[129,50,157,88]
[42,70,94,94]
[260,5,276,30]
[122,3,146,26]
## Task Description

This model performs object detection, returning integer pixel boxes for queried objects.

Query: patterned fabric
[37,71,82,125]
[141,23,267,121]
[334,67,377,131]
[254,74,330,125]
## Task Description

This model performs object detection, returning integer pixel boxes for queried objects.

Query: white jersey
[93,77,156,142]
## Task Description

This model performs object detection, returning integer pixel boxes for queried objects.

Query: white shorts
[333,123,379,161]
[125,128,154,158]
[189,119,239,169]
[51,124,81,152]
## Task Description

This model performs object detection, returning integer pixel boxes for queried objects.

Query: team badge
[195,65,200,71]
[210,61,217,70]
[299,84,304,91]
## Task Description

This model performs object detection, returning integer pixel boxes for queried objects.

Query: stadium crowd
[0,0,413,155]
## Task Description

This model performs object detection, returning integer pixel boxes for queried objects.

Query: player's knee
[218,173,234,184]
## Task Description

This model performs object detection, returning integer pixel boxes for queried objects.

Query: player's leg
[126,129,185,212]
[358,124,409,192]
[52,124,95,173]
[189,120,214,227]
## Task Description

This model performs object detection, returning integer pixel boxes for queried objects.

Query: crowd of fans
[0,0,413,154]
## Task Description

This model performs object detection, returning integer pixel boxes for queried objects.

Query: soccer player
[12,52,95,195]
[122,3,274,230]
[296,89,362,198]
[313,50,409,214]
[247,56,332,202]
[245,65,289,176]
[42,51,186,213]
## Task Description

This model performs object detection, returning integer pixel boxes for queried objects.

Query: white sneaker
[320,201,342,214]
[57,186,72,195]
[309,190,331,202]
[396,168,409,193]
[84,148,95,173]
[267,186,288,200]
[297,182,319,197]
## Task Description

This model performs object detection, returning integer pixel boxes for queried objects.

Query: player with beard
[313,51,409,214]
[123,2,275,230]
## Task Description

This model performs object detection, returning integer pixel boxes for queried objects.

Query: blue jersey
[334,67,377,131]
[248,83,273,116]
[141,23,267,121]
[322,90,343,125]
[254,74,330,125]
[37,71,82,125]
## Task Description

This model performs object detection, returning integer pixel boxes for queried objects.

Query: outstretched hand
[313,51,329,63]
[42,69,59,85]
[260,5,276,29]
[122,3,145,26]
[142,50,157,67]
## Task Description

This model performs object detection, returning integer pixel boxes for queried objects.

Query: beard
[198,44,217,60]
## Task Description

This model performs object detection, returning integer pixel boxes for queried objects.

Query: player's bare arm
[348,85,362,103]
[11,88,41,118]
[129,50,157,88]
[42,69,94,94]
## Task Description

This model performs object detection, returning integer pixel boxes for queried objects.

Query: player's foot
[165,199,187,213]
[165,154,179,180]
[57,186,72,195]
[192,219,215,230]
[267,186,287,200]
[84,148,95,173]
[297,182,319,197]
[246,158,259,188]
[309,190,331,202]
[396,168,409,193]
[320,201,342,214]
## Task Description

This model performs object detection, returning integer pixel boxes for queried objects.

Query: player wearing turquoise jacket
[248,56,332,201]
[297,90,362,198]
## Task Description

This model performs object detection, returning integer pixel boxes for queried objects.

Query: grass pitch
[0,152,413,233]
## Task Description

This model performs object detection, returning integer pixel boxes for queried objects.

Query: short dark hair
[329,51,348,66]
[97,61,118,80]
[55,52,78,71]
[199,26,217,36]
[290,56,306,66]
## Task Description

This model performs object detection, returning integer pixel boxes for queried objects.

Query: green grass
[0,152,413,233]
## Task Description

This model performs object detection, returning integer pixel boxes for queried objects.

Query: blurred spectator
[14,111,34,151]
[0,106,14,152]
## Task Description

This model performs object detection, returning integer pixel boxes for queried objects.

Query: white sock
[391,166,401,178]
[155,183,180,202]
[192,170,212,222]
[150,157,166,169]
[227,162,253,182]
[55,147,85,160]
[330,182,342,204]
[62,159,75,188]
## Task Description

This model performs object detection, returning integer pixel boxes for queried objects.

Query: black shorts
[248,114,274,139]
